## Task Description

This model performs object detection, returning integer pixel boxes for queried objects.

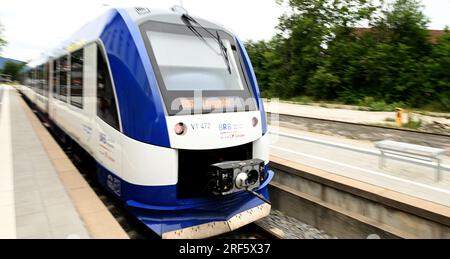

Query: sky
[0,0,448,62]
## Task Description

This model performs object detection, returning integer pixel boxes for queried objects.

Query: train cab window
[70,49,84,108]
[52,60,59,97]
[59,56,69,102]
[97,46,120,131]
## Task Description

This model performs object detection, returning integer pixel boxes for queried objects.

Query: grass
[288,96,313,104]
[271,95,450,115]
[357,97,407,112]
[278,96,406,112]
[402,117,423,130]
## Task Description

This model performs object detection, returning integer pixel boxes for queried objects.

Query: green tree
[374,0,431,56]
[273,0,380,97]
[0,20,6,54]
[245,0,450,111]
[424,30,450,111]
[2,61,26,81]
[365,0,431,105]
[245,40,272,94]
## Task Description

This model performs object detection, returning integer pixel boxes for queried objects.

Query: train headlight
[174,123,186,135]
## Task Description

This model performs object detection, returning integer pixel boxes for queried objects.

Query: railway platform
[0,85,128,239]
[268,127,450,238]
[270,126,450,206]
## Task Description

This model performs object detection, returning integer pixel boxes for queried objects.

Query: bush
[403,117,422,130]
[369,101,389,111]
[338,91,363,105]
[290,96,313,104]
[260,90,271,99]
[357,97,406,112]
[358,97,376,107]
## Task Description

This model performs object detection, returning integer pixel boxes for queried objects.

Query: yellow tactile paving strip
[271,155,450,218]
[17,92,129,239]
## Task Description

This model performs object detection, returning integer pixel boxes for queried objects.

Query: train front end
[101,8,273,239]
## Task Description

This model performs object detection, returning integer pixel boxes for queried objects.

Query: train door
[48,60,55,119]
[93,43,123,185]
[44,63,50,115]
[62,44,97,155]
[49,59,58,120]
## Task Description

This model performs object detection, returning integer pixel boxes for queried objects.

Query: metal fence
[269,130,450,174]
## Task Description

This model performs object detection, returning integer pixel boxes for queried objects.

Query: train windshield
[140,21,257,116]
[147,31,244,91]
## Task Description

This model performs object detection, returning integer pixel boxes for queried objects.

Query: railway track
[267,113,450,151]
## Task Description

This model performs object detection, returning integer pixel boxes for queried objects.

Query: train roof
[28,6,234,67]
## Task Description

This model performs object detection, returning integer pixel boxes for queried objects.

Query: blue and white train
[20,6,273,239]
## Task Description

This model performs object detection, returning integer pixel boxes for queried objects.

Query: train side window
[40,65,44,95]
[38,65,43,95]
[31,70,34,90]
[70,49,84,108]
[33,68,37,93]
[97,46,120,131]
[53,60,59,97]
[36,67,40,94]
[32,69,35,91]
[43,64,49,97]
[27,71,31,87]
[35,69,38,92]
[59,56,69,102]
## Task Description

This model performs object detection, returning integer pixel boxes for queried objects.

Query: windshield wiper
[181,14,232,75]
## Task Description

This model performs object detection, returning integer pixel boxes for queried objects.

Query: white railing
[269,130,450,174]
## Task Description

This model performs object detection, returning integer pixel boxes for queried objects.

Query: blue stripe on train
[235,37,268,135]
[100,9,171,148]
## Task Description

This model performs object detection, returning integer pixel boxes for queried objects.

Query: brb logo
[219,123,232,131]
[99,133,107,145]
